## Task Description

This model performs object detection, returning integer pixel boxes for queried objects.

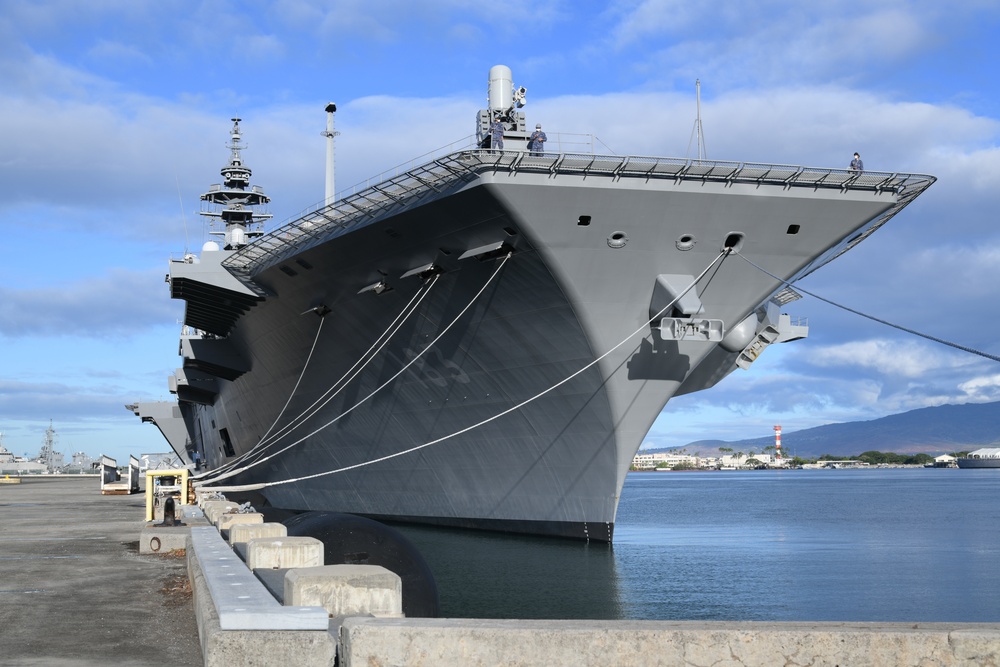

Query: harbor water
[395,468,1000,622]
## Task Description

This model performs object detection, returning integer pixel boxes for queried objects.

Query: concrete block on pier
[139,505,207,554]
[246,536,323,570]
[217,511,263,533]
[228,521,287,547]
[194,489,222,507]
[202,500,239,524]
[187,527,334,667]
[285,565,403,618]
[140,524,190,555]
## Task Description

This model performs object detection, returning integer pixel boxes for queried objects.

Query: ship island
[129,65,935,541]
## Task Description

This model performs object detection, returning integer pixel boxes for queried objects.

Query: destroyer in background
[130,66,935,540]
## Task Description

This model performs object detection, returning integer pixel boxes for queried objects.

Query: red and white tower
[774,425,782,460]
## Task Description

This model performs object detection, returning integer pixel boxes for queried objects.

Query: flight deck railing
[222,149,936,282]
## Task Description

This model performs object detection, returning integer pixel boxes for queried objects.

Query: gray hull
[137,151,934,540]
[956,459,1000,468]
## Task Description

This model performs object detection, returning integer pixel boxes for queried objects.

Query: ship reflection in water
[392,524,624,619]
[396,469,1000,622]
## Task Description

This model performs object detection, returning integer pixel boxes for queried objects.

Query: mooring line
[193,314,328,480]
[198,253,514,488]
[204,249,730,493]
[735,251,1000,364]
[195,276,437,482]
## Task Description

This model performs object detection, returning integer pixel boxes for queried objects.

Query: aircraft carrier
[130,65,935,540]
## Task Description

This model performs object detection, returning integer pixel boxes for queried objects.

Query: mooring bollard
[160,496,177,527]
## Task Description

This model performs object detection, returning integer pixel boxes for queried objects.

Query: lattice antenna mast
[686,79,708,163]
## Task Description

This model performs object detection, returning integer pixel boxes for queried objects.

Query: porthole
[607,231,629,248]
[786,224,800,235]
[578,215,592,226]
[676,234,696,251]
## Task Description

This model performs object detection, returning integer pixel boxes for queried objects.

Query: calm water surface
[395,468,1000,621]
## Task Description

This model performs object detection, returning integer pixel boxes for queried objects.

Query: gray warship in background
[129,65,935,540]
[956,448,1000,468]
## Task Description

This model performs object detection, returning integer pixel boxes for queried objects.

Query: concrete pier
[0,476,202,666]
[4,477,1000,666]
[183,494,1000,667]
[338,617,1000,666]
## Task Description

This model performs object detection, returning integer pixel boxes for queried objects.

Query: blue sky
[2,1,1000,461]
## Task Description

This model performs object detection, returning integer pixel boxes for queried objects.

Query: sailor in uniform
[528,123,547,156]
[490,116,504,152]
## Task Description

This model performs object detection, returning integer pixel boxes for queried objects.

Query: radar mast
[199,118,273,250]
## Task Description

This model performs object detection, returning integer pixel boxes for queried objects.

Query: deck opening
[219,428,236,458]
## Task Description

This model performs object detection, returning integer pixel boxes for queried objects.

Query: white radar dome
[488,65,513,111]
[202,241,221,252]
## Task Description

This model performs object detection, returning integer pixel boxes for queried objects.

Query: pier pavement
[0,476,202,667]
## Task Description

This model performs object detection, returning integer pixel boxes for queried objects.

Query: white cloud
[275,0,566,42]
[0,268,180,338]
[606,0,701,46]
[601,2,995,92]
[806,339,950,377]
[957,374,1000,401]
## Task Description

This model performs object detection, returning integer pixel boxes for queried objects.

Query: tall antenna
[322,103,339,206]
[686,79,708,162]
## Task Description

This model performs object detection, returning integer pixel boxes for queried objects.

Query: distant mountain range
[662,401,1000,459]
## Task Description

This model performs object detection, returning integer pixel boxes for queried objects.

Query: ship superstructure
[0,424,63,474]
[201,117,272,250]
[0,433,46,474]
[130,66,935,540]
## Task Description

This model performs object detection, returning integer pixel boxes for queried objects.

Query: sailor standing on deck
[528,123,547,156]
[849,152,864,172]
[490,116,504,152]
